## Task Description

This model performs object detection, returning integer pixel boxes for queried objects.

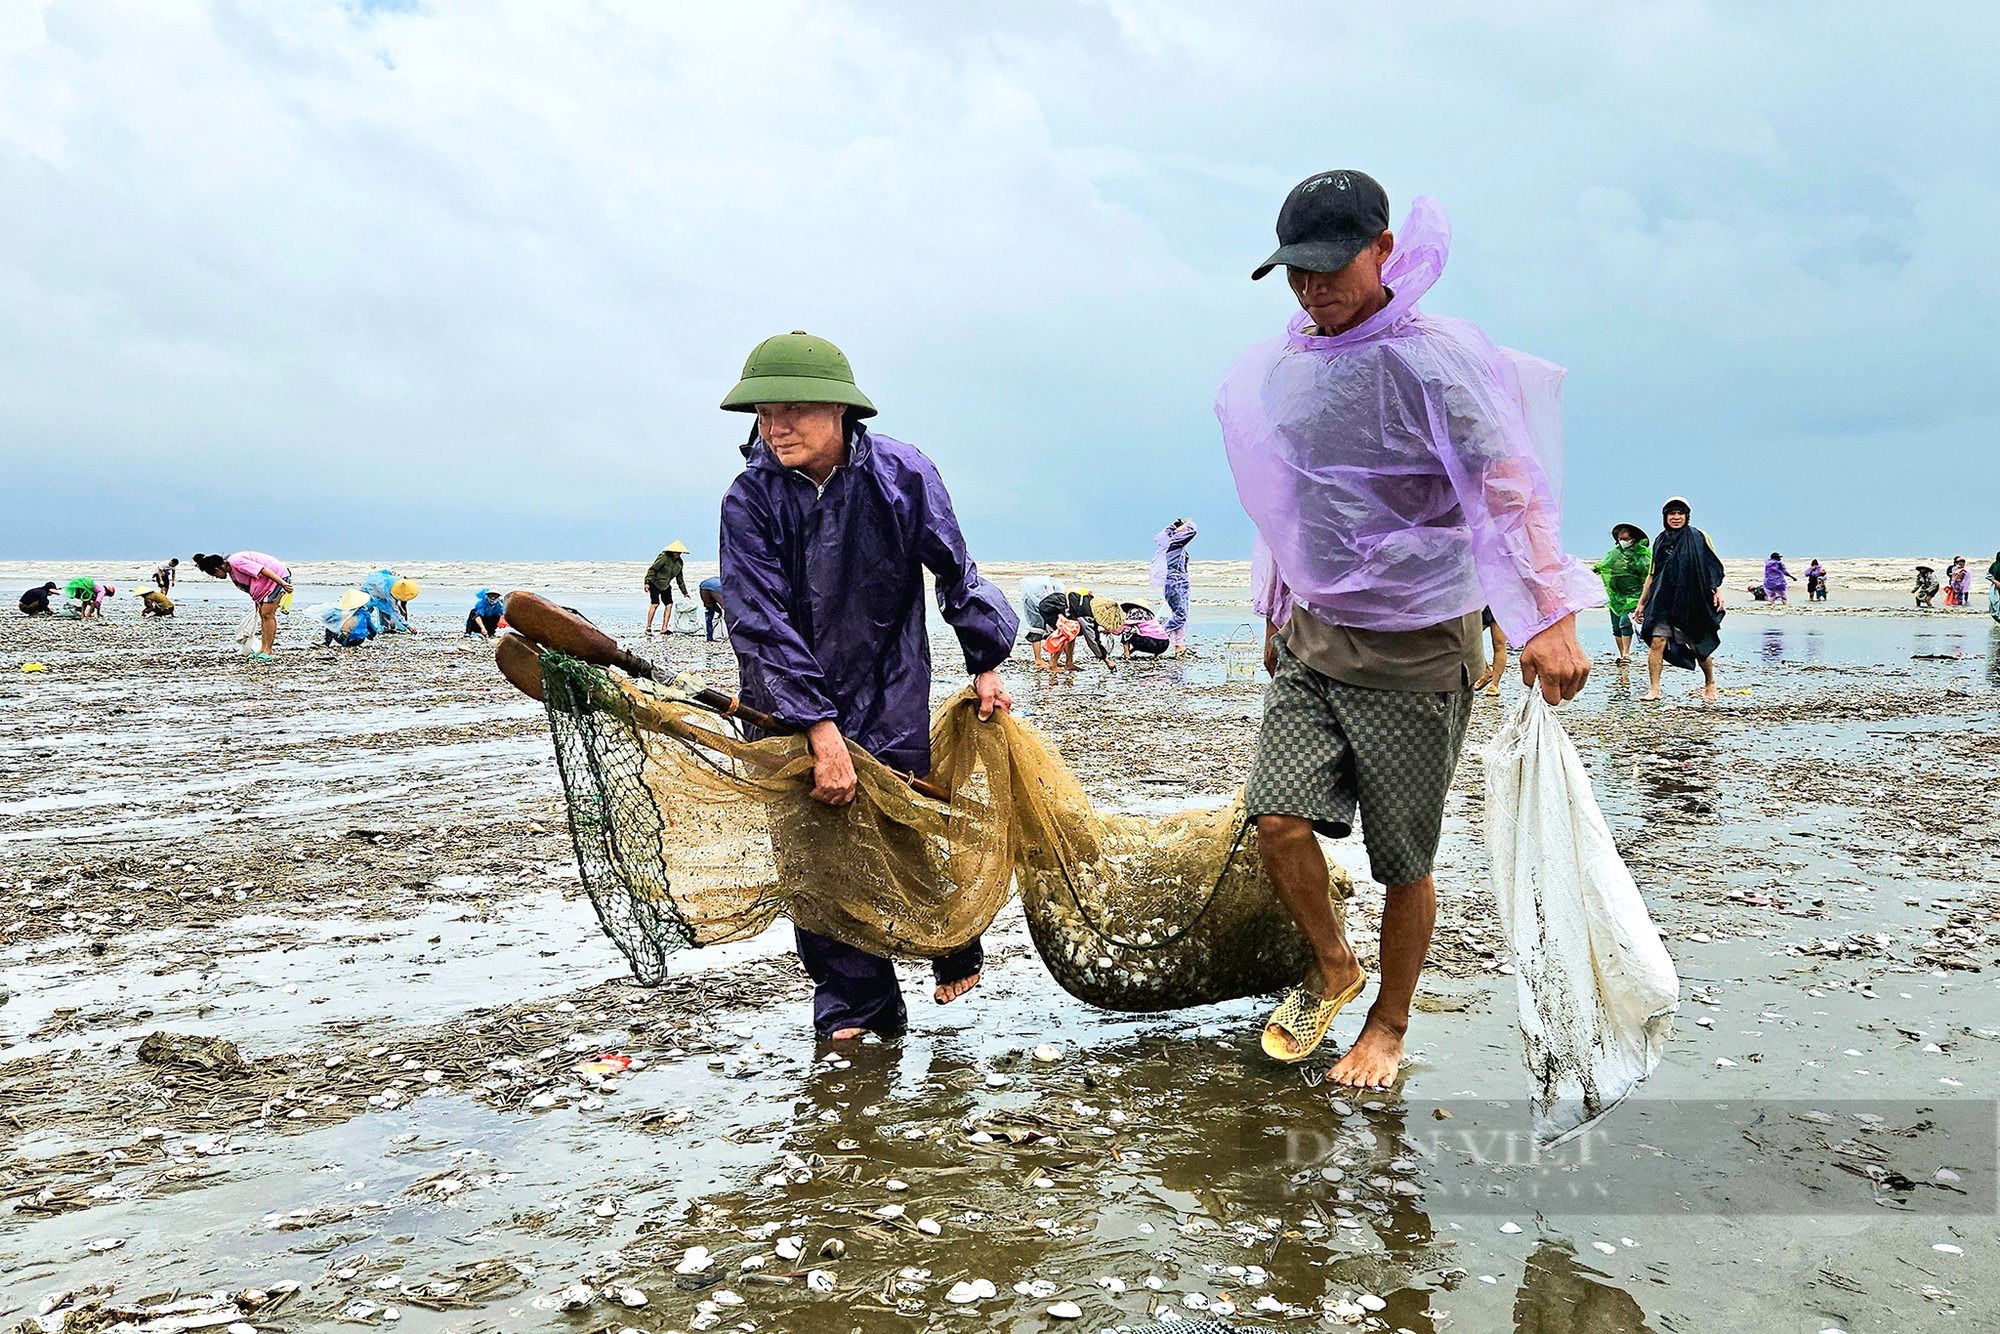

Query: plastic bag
[233,608,261,654]
[670,602,701,634]
[1482,694,1679,1146]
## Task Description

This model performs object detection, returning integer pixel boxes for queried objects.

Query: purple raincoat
[1219,196,1601,645]
[719,426,1018,776]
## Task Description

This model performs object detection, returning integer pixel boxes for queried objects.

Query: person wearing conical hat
[357,568,414,634]
[1592,523,1652,663]
[718,331,1017,1041]
[318,588,379,647]
[644,540,691,635]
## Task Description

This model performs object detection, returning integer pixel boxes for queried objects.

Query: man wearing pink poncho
[1217,170,1600,1087]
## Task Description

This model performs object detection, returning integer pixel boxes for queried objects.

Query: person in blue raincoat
[361,569,413,633]
[317,597,378,647]
[719,331,1017,1041]
[465,588,505,637]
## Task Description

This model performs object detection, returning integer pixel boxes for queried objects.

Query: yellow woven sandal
[1260,969,1368,1064]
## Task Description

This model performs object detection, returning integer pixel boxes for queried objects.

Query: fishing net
[538,653,1348,1010]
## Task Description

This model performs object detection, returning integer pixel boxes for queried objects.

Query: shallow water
[4,594,1998,1332]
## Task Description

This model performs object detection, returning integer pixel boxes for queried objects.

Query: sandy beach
[4,575,1998,1331]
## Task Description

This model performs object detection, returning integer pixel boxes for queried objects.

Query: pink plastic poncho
[1221,196,1601,645]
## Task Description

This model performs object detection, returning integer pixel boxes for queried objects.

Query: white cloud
[2,0,1995,559]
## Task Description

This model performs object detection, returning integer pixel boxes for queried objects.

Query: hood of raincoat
[1219,196,1598,642]
[1641,523,1725,656]
[362,569,396,601]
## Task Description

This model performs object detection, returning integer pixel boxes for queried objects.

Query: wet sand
[4,578,1999,1331]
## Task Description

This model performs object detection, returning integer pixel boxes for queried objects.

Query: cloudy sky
[3,1,1993,562]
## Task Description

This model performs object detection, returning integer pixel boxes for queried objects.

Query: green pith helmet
[720,330,876,417]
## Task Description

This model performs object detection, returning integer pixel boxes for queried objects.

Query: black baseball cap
[1251,169,1391,280]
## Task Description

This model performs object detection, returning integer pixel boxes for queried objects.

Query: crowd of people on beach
[10,551,517,661]
[1911,554,1998,613]
[17,521,1997,698]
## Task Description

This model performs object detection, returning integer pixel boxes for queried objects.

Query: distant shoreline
[1,557,1985,616]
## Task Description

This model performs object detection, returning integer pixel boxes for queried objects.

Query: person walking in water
[1593,523,1651,662]
[1805,558,1828,602]
[1220,171,1598,1087]
[1763,553,1795,606]
[717,331,1015,1041]
[644,542,690,634]
[1635,499,1724,702]
[1151,518,1197,654]
[194,551,292,661]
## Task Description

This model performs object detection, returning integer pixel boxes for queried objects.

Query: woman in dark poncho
[1635,496,1725,703]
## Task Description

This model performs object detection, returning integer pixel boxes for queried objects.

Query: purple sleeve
[1250,532,1293,628]
[1419,357,1603,643]
[912,460,1019,675]
[718,487,838,730]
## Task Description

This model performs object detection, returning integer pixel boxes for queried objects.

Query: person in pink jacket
[194,551,294,660]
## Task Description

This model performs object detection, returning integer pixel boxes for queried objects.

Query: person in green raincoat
[1593,523,1651,663]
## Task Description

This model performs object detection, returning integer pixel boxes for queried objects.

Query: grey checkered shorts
[1243,642,1473,887]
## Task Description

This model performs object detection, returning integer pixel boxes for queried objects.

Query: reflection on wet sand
[1514,1239,1655,1333]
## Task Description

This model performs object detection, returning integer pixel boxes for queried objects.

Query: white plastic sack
[670,602,701,634]
[233,608,261,654]
[1482,694,1679,1146]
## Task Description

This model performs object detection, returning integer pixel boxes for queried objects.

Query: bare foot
[934,972,980,1005]
[1483,683,1500,697]
[1639,690,1662,702]
[1615,654,1631,664]
[829,1026,865,1040]
[1263,952,1363,1060]
[1702,684,1719,702]
[1327,1015,1407,1089]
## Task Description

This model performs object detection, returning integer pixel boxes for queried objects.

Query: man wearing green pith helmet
[717,331,1019,1040]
